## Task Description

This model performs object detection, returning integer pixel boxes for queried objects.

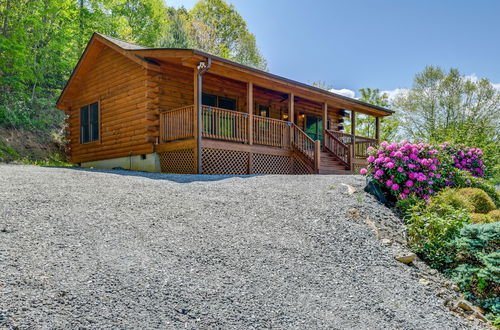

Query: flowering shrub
[361,141,450,200]
[439,143,485,177]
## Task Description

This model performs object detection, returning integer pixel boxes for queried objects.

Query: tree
[358,88,399,142]
[393,66,500,177]
[189,0,267,70]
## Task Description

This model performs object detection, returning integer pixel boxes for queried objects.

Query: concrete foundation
[81,153,161,172]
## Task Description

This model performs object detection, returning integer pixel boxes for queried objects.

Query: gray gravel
[0,164,476,329]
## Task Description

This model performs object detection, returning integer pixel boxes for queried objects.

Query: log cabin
[56,33,393,175]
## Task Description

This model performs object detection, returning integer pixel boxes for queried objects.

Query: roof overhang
[57,33,394,117]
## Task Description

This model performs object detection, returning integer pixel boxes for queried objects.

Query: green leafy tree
[357,88,399,141]
[393,66,500,178]
[189,0,267,70]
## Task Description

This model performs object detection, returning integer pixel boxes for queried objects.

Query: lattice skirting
[159,149,195,174]
[201,148,313,175]
[159,147,314,175]
[292,155,313,175]
[203,148,249,175]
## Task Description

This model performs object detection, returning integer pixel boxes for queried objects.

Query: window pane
[89,103,99,142]
[80,106,89,143]
[202,93,217,107]
[218,97,236,110]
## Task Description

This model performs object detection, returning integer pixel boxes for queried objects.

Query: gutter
[196,57,212,174]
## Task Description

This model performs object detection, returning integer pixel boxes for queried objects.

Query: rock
[472,311,488,322]
[395,253,416,264]
[456,300,473,311]
[341,183,357,194]
[347,208,360,218]
[419,278,431,286]
[429,269,438,276]
[451,284,460,292]
[380,238,392,245]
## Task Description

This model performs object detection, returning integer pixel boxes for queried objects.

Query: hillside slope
[0,165,484,329]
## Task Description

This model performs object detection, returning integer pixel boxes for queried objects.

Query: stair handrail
[324,130,351,169]
[290,123,320,173]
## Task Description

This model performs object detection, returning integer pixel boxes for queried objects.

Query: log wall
[66,46,152,163]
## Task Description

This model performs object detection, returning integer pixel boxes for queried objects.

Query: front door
[305,115,323,142]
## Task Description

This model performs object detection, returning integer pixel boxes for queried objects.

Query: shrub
[406,203,471,269]
[363,141,449,200]
[440,143,486,177]
[450,169,500,208]
[458,188,496,214]
[430,188,474,213]
[471,213,494,224]
[395,195,424,218]
[488,210,500,222]
[448,222,500,321]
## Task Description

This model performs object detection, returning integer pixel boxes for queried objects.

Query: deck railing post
[314,140,321,173]
[248,82,253,145]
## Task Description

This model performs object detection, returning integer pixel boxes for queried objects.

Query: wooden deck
[156,105,377,175]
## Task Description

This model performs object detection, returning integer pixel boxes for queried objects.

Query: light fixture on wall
[282,114,289,119]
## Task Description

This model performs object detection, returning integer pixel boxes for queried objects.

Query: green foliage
[470,213,495,224]
[0,140,19,161]
[0,0,267,135]
[357,88,399,142]
[448,223,500,320]
[430,188,474,213]
[488,210,500,222]
[19,153,72,167]
[395,194,424,218]
[406,203,471,269]
[458,188,496,214]
[393,66,500,179]
[449,169,500,208]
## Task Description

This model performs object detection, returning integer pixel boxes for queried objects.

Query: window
[80,102,99,143]
[258,105,270,117]
[202,93,236,111]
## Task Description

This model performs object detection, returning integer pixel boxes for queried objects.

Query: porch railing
[328,130,378,159]
[253,115,291,148]
[160,105,194,142]
[353,135,378,158]
[202,106,248,142]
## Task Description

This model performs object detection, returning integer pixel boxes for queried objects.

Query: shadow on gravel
[47,166,259,183]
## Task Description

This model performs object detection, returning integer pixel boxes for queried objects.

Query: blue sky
[166,0,500,98]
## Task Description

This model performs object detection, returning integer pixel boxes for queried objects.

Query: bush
[406,203,471,269]
[448,223,500,321]
[488,210,500,222]
[395,194,425,218]
[459,188,496,214]
[430,188,474,213]
[450,170,500,208]
[440,143,486,177]
[471,213,494,224]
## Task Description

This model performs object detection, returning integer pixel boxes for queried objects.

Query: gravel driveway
[0,164,475,329]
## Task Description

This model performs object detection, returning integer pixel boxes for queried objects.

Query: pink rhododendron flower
[405,180,414,187]
[367,156,375,163]
[397,167,403,172]
[386,180,393,186]
[391,184,400,191]
[359,168,368,175]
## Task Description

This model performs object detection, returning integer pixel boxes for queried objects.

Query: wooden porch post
[322,102,328,145]
[314,140,321,173]
[193,70,201,174]
[289,93,294,124]
[247,82,254,174]
[248,82,253,145]
[351,110,356,170]
[375,116,380,142]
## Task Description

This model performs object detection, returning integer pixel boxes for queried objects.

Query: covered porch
[144,55,388,175]
[156,73,380,174]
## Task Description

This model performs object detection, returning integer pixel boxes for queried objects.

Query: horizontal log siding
[67,47,151,163]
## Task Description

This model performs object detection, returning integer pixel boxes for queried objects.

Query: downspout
[196,57,211,174]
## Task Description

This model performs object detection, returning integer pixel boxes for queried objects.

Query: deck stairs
[318,151,352,175]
